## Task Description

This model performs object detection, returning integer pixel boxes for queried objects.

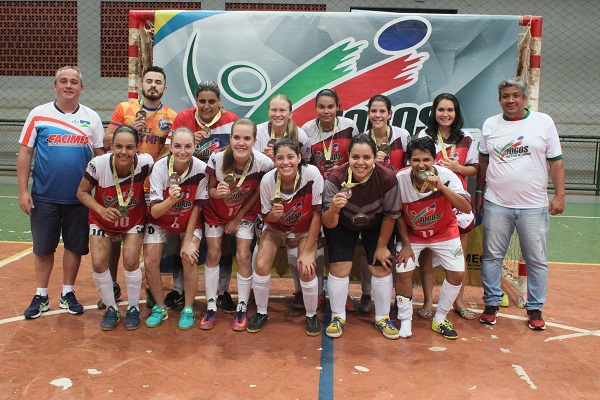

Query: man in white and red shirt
[476,77,566,330]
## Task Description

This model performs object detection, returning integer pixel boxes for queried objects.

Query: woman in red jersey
[143,127,208,330]
[202,118,273,331]
[248,138,324,335]
[77,126,153,331]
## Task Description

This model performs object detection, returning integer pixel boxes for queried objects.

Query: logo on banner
[183,17,431,125]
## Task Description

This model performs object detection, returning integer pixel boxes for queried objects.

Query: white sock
[204,265,220,310]
[36,288,48,297]
[300,277,318,317]
[327,274,348,321]
[372,274,393,321]
[172,263,184,293]
[434,279,461,323]
[62,285,74,296]
[252,272,271,315]
[237,273,252,312]
[124,268,142,311]
[94,270,116,309]
[396,295,413,338]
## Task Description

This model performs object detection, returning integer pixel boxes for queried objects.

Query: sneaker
[146,304,168,328]
[325,316,345,338]
[145,287,156,309]
[359,294,372,313]
[98,282,122,310]
[247,313,269,333]
[59,291,84,315]
[375,316,400,339]
[24,294,50,319]
[124,307,141,330]
[480,305,499,325]
[199,308,217,330]
[164,290,185,309]
[100,306,120,331]
[293,291,305,310]
[432,319,458,339]
[345,296,355,312]
[179,306,195,330]
[305,315,322,336]
[527,309,546,330]
[217,291,236,313]
[232,309,249,331]
[500,292,510,307]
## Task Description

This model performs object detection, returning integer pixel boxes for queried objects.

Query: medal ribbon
[138,99,162,118]
[274,170,300,203]
[232,153,253,188]
[437,131,456,161]
[112,154,135,209]
[194,109,221,132]
[168,154,190,180]
[318,117,338,162]
[270,122,288,140]
[370,126,390,147]
[342,165,374,190]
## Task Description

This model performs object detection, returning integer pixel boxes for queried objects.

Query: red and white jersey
[396,165,471,244]
[363,126,410,173]
[83,153,153,235]
[302,116,359,178]
[254,121,311,162]
[148,155,208,234]
[205,149,274,225]
[260,164,323,234]
[415,129,478,189]
[167,108,238,162]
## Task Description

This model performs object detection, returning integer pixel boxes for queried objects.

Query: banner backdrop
[154,11,519,136]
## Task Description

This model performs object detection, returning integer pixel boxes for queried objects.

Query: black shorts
[31,201,89,257]
[323,222,394,266]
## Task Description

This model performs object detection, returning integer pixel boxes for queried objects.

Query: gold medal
[169,172,181,186]
[271,196,285,205]
[318,117,338,169]
[323,160,334,169]
[202,126,212,138]
[339,186,352,199]
[223,174,236,188]
[378,143,392,155]
[267,138,277,148]
[117,205,128,218]
[273,170,300,205]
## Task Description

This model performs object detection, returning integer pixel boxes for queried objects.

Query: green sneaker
[325,316,345,338]
[146,304,168,328]
[375,316,400,339]
[432,319,458,340]
[500,292,510,307]
[179,306,195,330]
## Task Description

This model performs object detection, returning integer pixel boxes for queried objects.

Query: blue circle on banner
[377,19,429,52]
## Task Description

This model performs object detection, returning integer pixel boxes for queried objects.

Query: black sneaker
[124,306,141,330]
[145,287,156,309]
[480,305,500,325]
[164,290,185,309]
[24,294,50,319]
[60,291,84,315]
[527,309,546,330]
[217,291,236,313]
[97,282,122,310]
[247,313,269,333]
[101,306,120,331]
[305,315,322,336]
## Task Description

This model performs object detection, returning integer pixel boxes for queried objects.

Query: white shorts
[396,237,465,273]
[205,219,254,240]
[89,223,144,241]
[143,223,203,244]
[262,224,309,248]
[456,210,475,231]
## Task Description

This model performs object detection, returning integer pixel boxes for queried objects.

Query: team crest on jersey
[493,136,530,161]
[407,203,442,229]
[198,138,221,159]
[225,184,252,205]
[47,134,90,147]
[281,201,307,225]
[449,245,463,258]
[101,194,140,209]
[170,197,193,212]
[158,118,172,132]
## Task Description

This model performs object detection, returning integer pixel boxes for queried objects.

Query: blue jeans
[481,200,549,310]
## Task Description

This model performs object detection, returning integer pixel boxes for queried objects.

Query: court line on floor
[0,247,33,268]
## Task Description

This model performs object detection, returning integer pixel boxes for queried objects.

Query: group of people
[17,65,565,340]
